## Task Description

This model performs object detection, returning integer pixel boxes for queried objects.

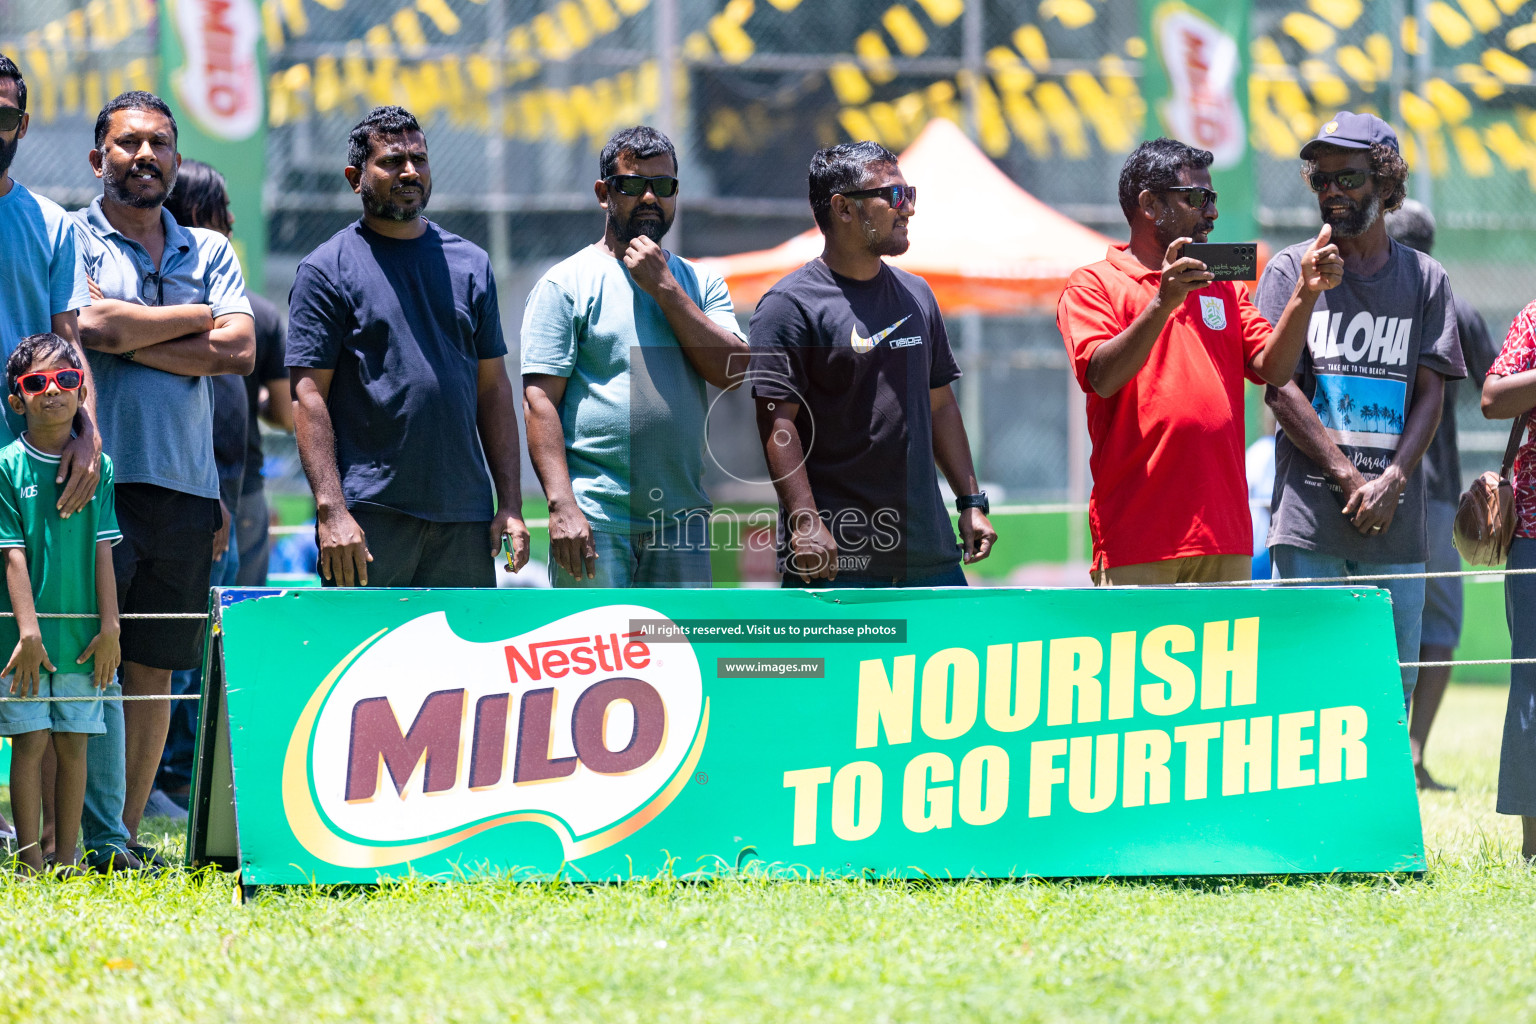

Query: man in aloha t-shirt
[1258,112,1465,709]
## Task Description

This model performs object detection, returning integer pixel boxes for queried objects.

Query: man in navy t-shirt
[287,106,530,587]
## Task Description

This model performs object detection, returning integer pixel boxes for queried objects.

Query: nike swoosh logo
[850,315,911,354]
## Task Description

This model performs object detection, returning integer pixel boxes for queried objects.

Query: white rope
[0,557,1520,704]
[1402,658,1536,668]
[264,502,1096,537]
[0,612,208,619]
[1158,566,1532,587]
[0,694,200,703]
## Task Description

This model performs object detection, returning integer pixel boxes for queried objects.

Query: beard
[1153,210,1213,250]
[1323,193,1381,238]
[608,203,672,246]
[0,135,16,182]
[103,163,174,209]
[361,177,431,221]
[862,216,910,257]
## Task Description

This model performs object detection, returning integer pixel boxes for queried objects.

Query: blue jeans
[1271,544,1424,707]
[550,526,712,588]
[81,678,130,862]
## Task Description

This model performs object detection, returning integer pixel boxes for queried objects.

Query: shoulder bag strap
[1501,411,1530,482]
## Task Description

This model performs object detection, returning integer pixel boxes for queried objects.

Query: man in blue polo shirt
[73,91,254,868]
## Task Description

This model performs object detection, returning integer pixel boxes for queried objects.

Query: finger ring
[1371,525,1382,532]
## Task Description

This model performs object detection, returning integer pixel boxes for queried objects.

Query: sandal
[128,844,172,872]
[86,848,144,874]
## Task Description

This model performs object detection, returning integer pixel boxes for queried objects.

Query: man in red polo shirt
[1058,138,1342,585]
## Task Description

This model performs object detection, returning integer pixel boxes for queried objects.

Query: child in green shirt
[0,333,121,874]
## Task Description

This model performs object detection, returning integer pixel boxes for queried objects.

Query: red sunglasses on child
[15,368,83,395]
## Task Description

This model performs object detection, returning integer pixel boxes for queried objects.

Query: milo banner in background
[157,0,267,292]
[1141,0,1255,241]
[190,587,1423,884]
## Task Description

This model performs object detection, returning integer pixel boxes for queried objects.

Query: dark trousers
[156,528,240,794]
[319,506,495,588]
[780,564,968,588]
[234,486,271,587]
[1500,537,1536,816]
[112,484,220,670]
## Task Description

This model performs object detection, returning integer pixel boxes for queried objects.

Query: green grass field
[1,683,1532,1023]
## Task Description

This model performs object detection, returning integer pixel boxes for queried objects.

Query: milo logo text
[284,607,707,868]
[171,0,264,140]
[1154,5,1245,168]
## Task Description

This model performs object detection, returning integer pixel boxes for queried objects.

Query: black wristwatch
[955,492,989,515]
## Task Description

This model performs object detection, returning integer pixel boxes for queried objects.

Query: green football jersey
[0,437,121,672]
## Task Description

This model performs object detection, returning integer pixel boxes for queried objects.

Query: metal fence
[5,0,1536,505]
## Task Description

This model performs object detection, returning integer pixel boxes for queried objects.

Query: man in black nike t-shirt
[748,141,995,586]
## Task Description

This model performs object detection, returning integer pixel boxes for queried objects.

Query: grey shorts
[0,671,107,735]
[1421,497,1463,649]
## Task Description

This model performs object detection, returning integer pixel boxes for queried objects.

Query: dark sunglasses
[0,107,23,132]
[1308,168,1371,192]
[15,368,82,396]
[841,184,917,208]
[606,174,679,198]
[1163,185,1218,209]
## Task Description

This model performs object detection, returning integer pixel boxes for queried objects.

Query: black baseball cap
[1299,111,1400,159]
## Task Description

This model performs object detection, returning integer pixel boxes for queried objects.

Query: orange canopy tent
[696,117,1120,315]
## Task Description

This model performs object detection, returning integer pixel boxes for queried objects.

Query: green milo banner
[191,587,1423,884]
[157,0,268,292]
[1141,0,1255,242]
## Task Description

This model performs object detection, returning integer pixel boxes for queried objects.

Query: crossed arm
[78,281,255,377]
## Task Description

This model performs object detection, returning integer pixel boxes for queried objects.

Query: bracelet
[121,349,136,362]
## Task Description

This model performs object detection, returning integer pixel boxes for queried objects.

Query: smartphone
[1182,242,1258,281]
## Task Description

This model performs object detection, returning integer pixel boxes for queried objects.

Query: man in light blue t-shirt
[0,55,99,511]
[0,52,99,848]
[522,126,747,588]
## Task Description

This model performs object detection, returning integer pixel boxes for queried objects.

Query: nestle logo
[503,633,651,683]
